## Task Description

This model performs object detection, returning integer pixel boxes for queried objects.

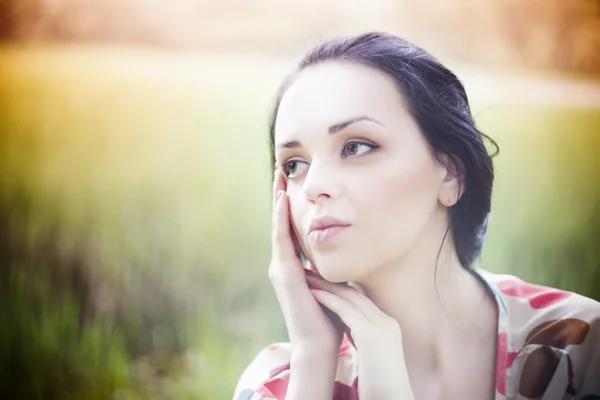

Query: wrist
[291,343,339,365]
[287,346,339,400]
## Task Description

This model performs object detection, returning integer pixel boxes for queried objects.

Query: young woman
[233,32,600,400]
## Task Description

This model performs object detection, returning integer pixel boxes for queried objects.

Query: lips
[307,217,351,245]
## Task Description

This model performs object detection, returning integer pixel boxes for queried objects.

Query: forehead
[275,61,405,138]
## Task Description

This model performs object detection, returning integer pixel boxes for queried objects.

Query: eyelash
[280,140,380,179]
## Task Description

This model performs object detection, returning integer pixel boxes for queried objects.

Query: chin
[311,255,356,283]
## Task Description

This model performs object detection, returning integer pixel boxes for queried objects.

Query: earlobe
[439,178,463,207]
[437,154,464,207]
[440,192,457,207]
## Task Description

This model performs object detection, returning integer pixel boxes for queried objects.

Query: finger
[272,168,285,213]
[273,168,301,259]
[307,276,389,325]
[269,184,312,298]
[347,281,366,295]
[305,268,321,279]
[271,188,296,261]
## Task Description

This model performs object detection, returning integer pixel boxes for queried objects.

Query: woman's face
[273,61,451,283]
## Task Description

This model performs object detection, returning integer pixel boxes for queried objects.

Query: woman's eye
[341,142,377,158]
[283,159,308,178]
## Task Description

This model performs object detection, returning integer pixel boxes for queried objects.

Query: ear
[437,153,465,207]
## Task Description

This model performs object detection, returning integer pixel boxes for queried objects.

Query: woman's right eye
[283,159,309,179]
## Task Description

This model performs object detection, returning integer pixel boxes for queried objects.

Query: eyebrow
[275,115,384,149]
[329,115,383,133]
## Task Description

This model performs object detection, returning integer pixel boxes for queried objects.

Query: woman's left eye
[341,142,378,158]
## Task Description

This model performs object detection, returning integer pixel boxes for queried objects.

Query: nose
[302,159,340,203]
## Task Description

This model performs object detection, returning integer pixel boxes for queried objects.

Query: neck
[356,212,496,372]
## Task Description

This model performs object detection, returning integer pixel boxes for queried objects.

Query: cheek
[287,192,302,233]
[286,187,311,252]
[359,156,441,251]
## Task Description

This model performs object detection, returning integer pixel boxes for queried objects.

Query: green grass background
[0,43,599,399]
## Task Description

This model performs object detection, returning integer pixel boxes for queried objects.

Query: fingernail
[277,190,284,200]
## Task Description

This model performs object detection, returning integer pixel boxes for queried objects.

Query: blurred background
[0,0,599,399]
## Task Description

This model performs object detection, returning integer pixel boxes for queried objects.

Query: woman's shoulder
[233,336,358,400]
[477,269,600,398]
[476,268,600,320]
[233,342,292,400]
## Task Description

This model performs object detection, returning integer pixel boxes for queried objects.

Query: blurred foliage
[0,42,599,399]
[0,44,283,399]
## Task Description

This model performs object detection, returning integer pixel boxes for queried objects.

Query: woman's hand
[268,168,344,354]
[306,275,415,400]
